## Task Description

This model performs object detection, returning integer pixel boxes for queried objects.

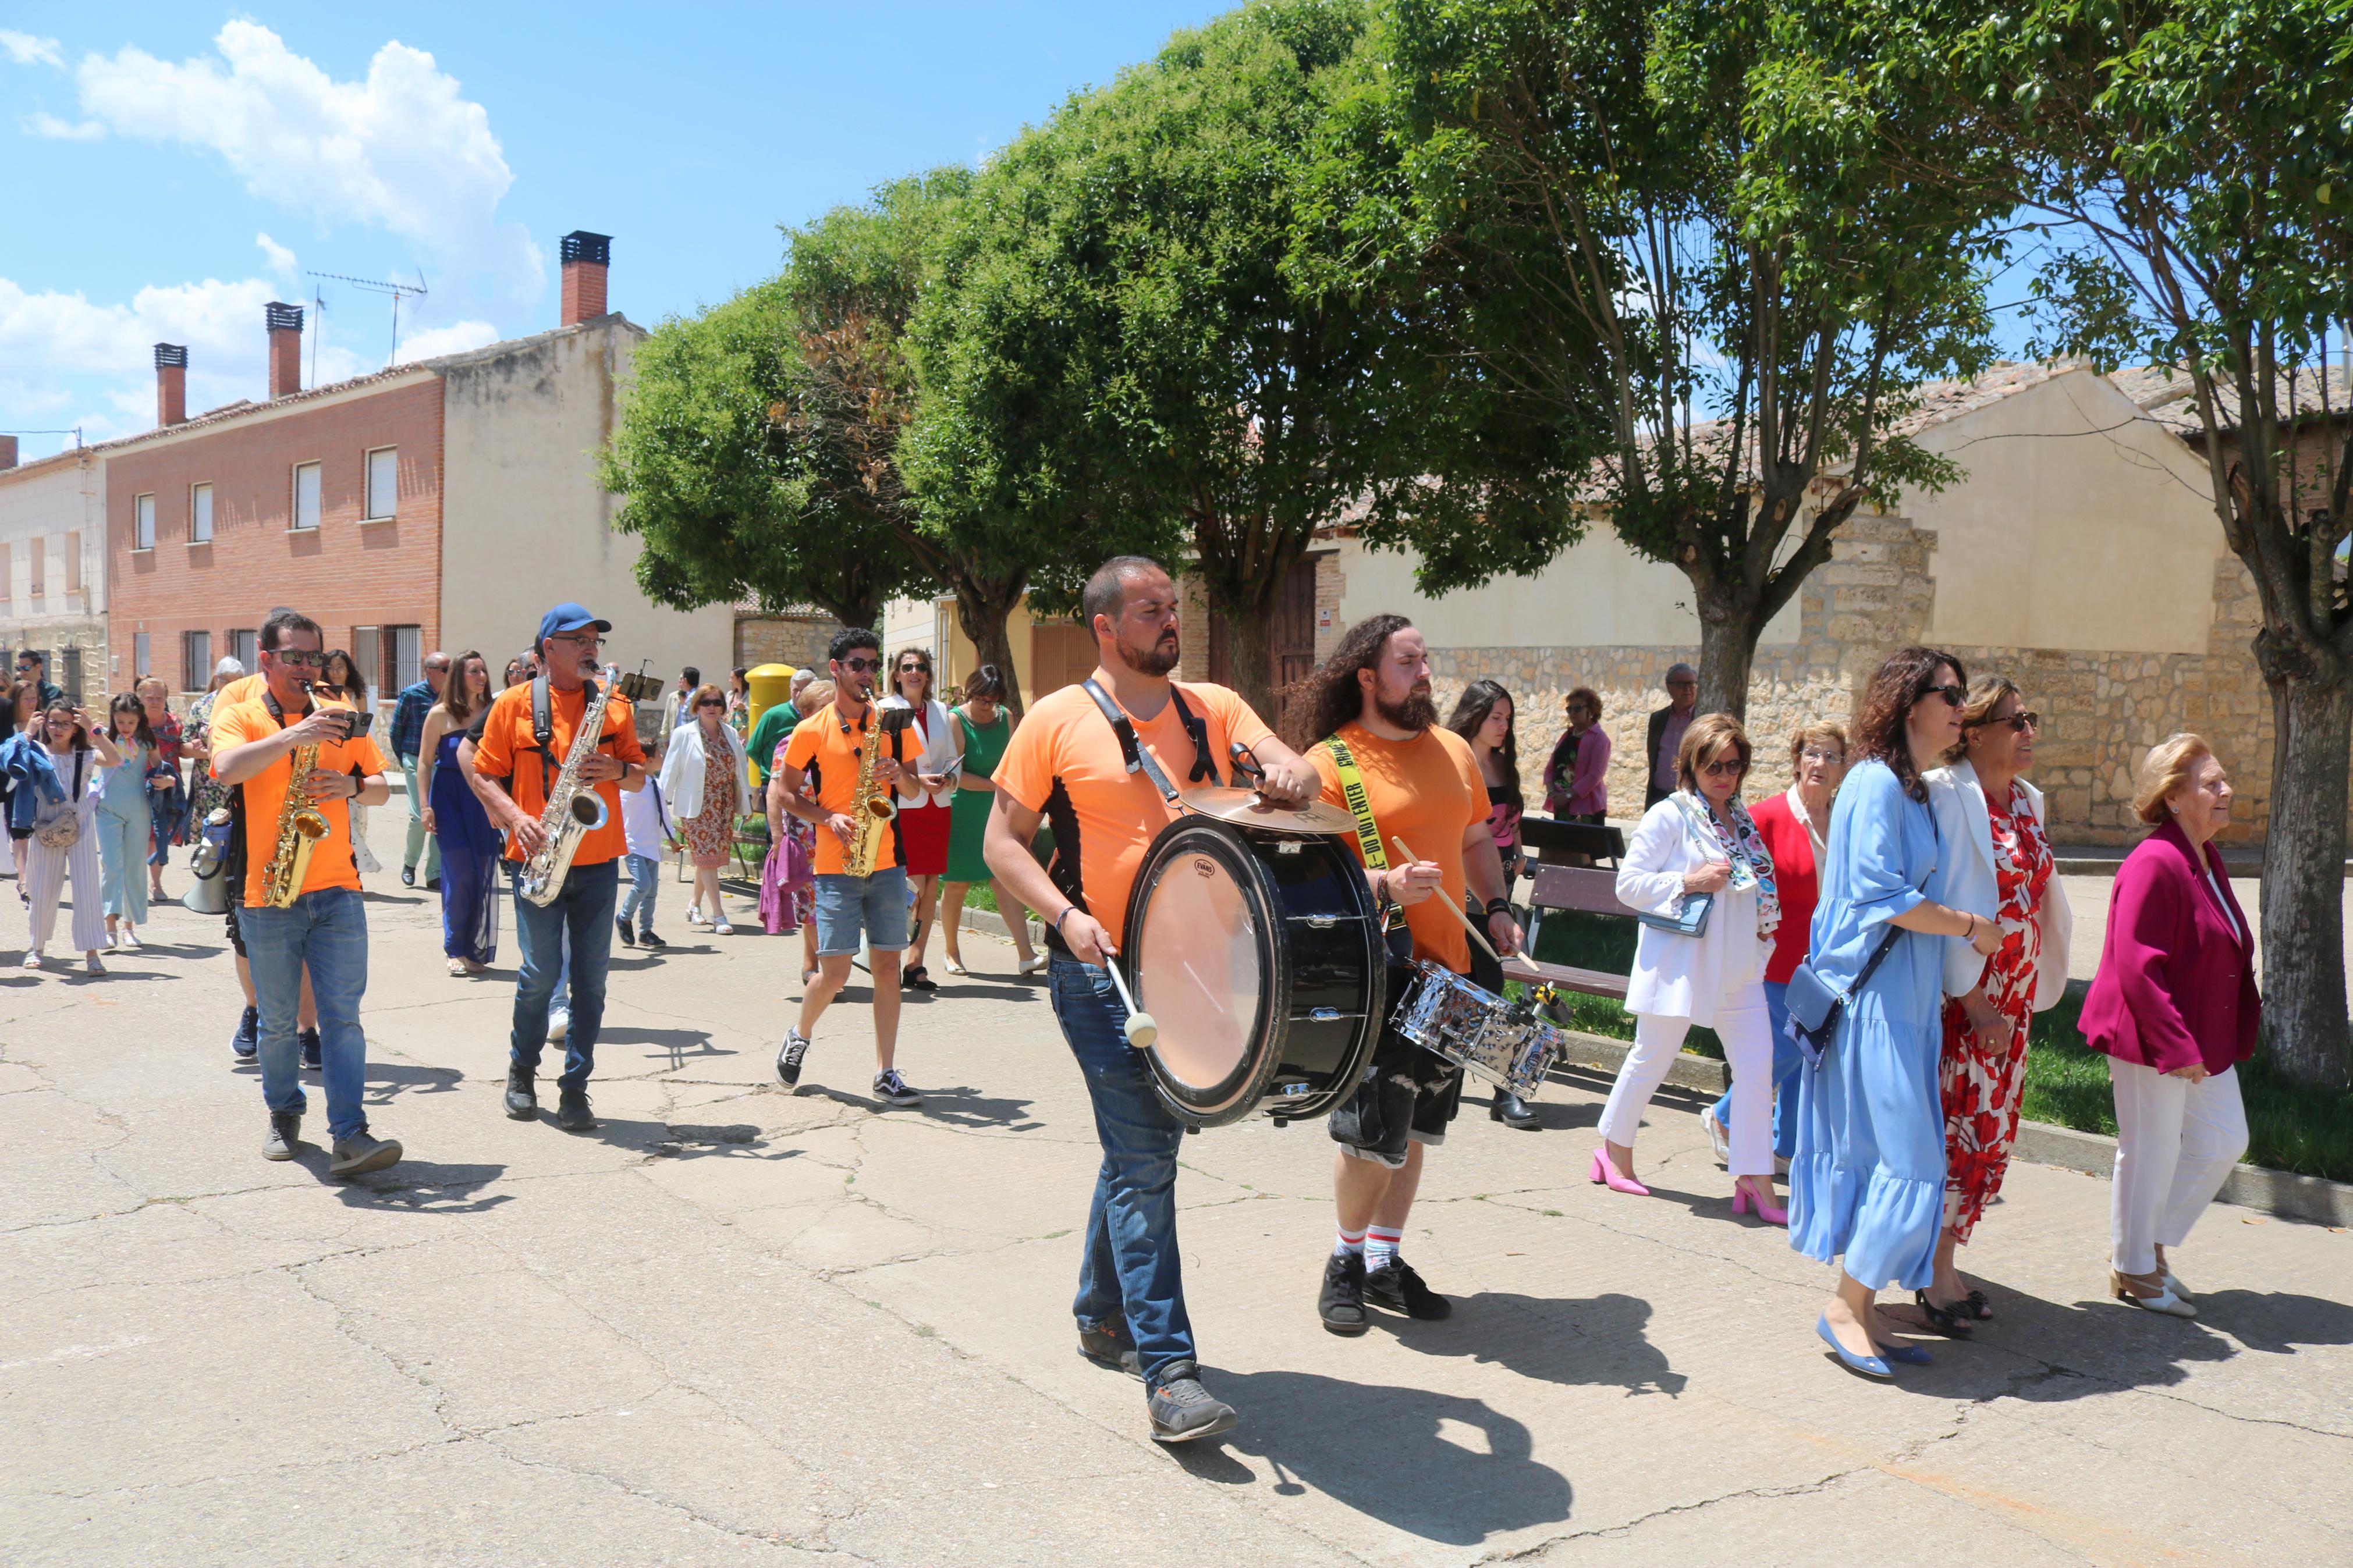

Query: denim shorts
[812,867,910,957]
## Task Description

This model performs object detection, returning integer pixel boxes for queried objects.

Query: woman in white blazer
[1919,675,2072,1334]
[660,694,754,935]
[1595,713,1787,1222]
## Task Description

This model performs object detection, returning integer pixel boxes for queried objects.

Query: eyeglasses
[551,633,605,648]
[1798,747,1845,766]
[1699,756,1747,778]
[271,649,326,669]
[842,656,882,673]
[1924,684,1967,708]
[1966,711,2040,734]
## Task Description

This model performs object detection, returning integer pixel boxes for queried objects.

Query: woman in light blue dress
[1791,646,2001,1379]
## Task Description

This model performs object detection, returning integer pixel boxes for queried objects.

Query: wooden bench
[1501,861,1640,1001]
[1517,814,1627,870]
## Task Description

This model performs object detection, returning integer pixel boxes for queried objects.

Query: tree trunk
[1692,589,1761,722]
[1225,596,1277,728]
[953,588,1027,721]
[2258,670,2353,1090]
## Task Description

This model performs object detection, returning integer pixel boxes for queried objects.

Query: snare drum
[1118,815,1384,1129]
[1391,961,1563,1101]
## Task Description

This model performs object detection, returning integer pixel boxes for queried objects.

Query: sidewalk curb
[959,909,2351,1226]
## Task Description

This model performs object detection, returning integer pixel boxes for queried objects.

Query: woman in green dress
[940,665,1042,977]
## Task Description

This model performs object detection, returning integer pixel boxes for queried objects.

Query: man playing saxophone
[772,628,920,1107]
[469,603,647,1132]
[210,609,402,1177]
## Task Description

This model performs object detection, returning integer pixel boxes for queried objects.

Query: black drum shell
[1119,815,1383,1129]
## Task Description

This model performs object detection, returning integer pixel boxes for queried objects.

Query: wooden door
[1208,556,1319,718]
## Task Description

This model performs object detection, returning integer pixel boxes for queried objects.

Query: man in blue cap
[466,602,648,1130]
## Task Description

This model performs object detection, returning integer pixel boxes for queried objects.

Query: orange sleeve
[208,701,266,773]
[1308,739,1346,810]
[782,717,819,773]
[349,734,387,776]
[472,695,518,781]
[1200,682,1275,753]
[992,709,1057,813]
[1465,748,1493,821]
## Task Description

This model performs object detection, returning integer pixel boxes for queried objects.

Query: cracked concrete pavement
[3,824,2350,1566]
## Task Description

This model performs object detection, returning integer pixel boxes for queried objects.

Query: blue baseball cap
[538,602,612,644]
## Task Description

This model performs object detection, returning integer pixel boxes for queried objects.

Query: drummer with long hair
[984,555,1319,1447]
[1282,615,1522,1337]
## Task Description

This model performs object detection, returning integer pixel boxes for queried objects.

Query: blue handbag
[1634,890,1713,938]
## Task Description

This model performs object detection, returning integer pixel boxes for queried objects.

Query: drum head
[1124,819,1286,1126]
[1177,787,1357,836]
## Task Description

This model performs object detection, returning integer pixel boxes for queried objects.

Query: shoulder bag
[35,753,85,851]
[1785,815,1937,1069]
[1632,793,1713,938]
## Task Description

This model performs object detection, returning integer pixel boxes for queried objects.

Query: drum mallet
[1101,956,1159,1049]
[1390,835,1505,967]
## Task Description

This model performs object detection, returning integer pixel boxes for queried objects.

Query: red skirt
[897,799,952,877]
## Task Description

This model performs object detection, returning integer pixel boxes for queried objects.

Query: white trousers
[2109,1057,2247,1275]
[1602,987,1775,1176]
[24,818,104,955]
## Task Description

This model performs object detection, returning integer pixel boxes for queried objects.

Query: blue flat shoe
[1873,1339,1933,1366]
[1817,1313,1892,1379]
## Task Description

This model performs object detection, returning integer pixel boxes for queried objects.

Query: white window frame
[183,630,211,692]
[134,493,156,551]
[292,461,322,531]
[190,482,214,545]
[364,446,398,522]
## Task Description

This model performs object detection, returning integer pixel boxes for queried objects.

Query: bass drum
[1118,815,1383,1129]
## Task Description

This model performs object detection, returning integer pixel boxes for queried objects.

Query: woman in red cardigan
[2079,733,2258,1318]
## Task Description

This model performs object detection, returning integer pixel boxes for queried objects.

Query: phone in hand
[339,709,374,738]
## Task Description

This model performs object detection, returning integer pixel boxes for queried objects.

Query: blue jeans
[510,858,616,1091]
[1052,955,1193,1387]
[242,888,370,1141]
[619,852,659,929]
[1710,980,1799,1161]
[812,867,909,957]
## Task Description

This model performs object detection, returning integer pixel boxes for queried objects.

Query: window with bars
[183,630,211,691]
[390,625,422,691]
[230,628,258,673]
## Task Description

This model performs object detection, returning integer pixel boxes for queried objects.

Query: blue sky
[1,3,1220,459]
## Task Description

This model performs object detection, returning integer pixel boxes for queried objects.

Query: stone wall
[734,611,842,673]
[1427,510,2295,847]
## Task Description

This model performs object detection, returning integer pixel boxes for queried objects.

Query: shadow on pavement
[1474,1089,1599,1133]
[1179,1368,1574,1544]
[363,1061,466,1104]
[1387,1291,1687,1398]
[271,1146,513,1214]
[599,1026,733,1071]
[911,1084,1044,1132]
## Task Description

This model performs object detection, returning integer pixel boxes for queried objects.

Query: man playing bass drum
[983,556,1320,1446]
[467,602,647,1133]
[1283,614,1522,1335]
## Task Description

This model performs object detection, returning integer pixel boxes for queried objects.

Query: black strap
[1080,678,1222,805]
[528,675,602,796]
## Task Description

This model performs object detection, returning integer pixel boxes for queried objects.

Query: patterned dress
[1938,781,2053,1242]
[682,748,740,870]
[182,692,232,827]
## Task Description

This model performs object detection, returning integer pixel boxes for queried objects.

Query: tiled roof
[2111,363,2352,440]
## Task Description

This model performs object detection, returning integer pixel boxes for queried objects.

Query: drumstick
[1390,834,1504,966]
[1100,956,1159,1050]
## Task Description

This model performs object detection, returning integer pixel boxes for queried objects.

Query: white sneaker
[548,1007,570,1043]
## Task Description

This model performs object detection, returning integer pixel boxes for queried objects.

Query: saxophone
[261,738,331,909]
[518,681,618,906]
[842,711,897,879]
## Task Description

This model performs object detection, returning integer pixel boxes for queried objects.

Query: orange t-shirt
[992,678,1274,951]
[780,702,906,877]
[217,673,266,708]
[210,692,388,908]
[1309,721,1490,974]
[469,681,644,866]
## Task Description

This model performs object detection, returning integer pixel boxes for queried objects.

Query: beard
[1375,688,1439,733]
[1116,630,1181,677]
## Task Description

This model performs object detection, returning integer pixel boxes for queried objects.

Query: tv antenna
[306,269,428,364]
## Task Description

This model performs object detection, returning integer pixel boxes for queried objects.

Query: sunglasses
[695,698,724,710]
[1923,684,1967,708]
[842,656,882,673]
[1699,756,1747,778]
[271,649,326,669]
[1966,710,2040,734]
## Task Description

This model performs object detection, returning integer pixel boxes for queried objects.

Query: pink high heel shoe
[1731,1176,1788,1225]
[1588,1146,1651,1196]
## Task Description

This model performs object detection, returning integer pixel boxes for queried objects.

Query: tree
[1384,0,2007,716]
[602,276,921,634]
[1968,0,2353,1088]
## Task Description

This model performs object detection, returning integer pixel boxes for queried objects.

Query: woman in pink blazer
[2079,733,2258,1318]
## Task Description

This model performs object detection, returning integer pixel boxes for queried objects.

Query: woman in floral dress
[1922,677,2072,1334]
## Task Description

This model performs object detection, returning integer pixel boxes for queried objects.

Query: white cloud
[255,232,299,278]
[26,111,104,139]
[1,30,63,67]
[0,274,282,452]
[392,319,500,364]
[66,21,542,301]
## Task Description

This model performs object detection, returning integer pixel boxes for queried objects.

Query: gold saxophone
[842,713,897,879]
[262,737,331,908]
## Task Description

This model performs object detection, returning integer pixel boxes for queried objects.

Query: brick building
[95,230,734,710]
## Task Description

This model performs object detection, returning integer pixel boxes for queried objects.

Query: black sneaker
[232,1006,260,1061]
[616,916,636,948]
[1365,1256,1453,1320]
[1078,1321,1144,1379]
[639,928,666,949]
[777,1031,809,1087]
[263,1111,301,1161]
[299,1027,322,1070]
[503,1065,537,1120]
[556,1086,597,1131]
[402,865,416,888]
[1147,1363,1237,1443]
[874,1069,922,1107]
[1319,1251,1369,1336]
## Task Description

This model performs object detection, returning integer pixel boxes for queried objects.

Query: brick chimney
[265,302,304,399]
[154,343,189,428]
[0,435,16,471]
[559,231,612,327]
